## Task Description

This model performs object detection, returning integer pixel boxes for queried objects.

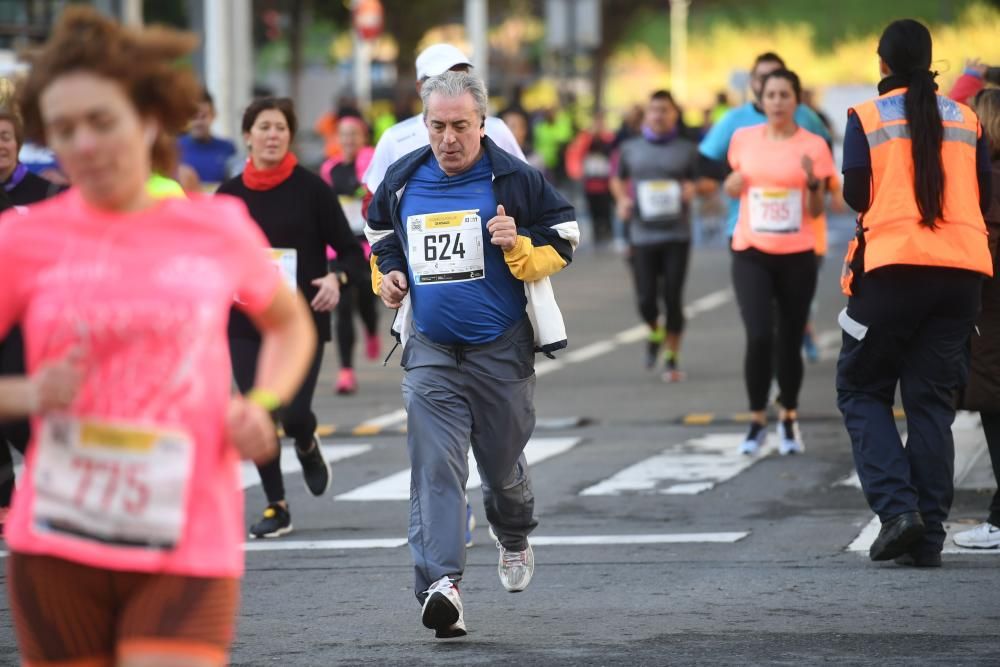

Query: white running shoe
[778,419,804,455]
[497,541,534,592]
[952,521,1000,549]
[739,422,767,456]
[421,576,466,638]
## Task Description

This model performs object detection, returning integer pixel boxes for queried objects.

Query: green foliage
[623,0,984,56]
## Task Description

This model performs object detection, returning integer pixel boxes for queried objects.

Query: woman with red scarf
[218,97,363,539]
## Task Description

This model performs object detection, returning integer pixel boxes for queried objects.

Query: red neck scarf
[242,152,298,191]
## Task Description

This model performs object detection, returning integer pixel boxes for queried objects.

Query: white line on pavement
[235,531,749,553]
[355,408,408,431]
[580,433,774,496]
[335,437,583,501]
[563,340,618,364]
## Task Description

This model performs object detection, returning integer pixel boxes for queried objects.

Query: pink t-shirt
[0,189,280,578]
[728,125,836,255]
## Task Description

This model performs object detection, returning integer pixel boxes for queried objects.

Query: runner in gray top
[610,90,702,381]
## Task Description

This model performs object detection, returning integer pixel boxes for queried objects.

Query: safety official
[837,19,994,567]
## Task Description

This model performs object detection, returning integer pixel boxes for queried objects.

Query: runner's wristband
[247,388,283,417]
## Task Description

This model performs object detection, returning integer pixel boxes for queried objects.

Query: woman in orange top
[837,19,993,567]
[724,68,835,457]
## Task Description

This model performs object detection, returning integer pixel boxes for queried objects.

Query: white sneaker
[952,521,1000,549]
[778,419,804,455]
[739,423,767,456]
[421,576,466,638]
[497,541,534,592]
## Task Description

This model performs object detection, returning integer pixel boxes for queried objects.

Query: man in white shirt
[364,43,526,193]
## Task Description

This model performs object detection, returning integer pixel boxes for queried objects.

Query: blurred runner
[320,116,380,395]
[566,112,616,245]
[219,97,364,539]
[953,89,1000,550]
[364,43,525,195]
[699,52,831,240]
[724,69,834,456]
[178,89,237,188]
[610,90,702,381]
[0,8,316,665]
[0,104,65,534]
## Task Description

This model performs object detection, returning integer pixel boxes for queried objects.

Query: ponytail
[906,70,944,228]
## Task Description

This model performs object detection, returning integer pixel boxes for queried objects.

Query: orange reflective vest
[840,88,991,295]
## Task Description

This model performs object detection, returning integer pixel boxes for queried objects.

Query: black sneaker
[296,434,331,496]
[249,503,292,539]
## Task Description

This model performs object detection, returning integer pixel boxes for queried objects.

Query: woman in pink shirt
[724,69,835,457]
[0,8,316,666]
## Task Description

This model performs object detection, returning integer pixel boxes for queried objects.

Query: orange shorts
[7,552,239,667]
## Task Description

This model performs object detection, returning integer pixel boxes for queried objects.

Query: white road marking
[232,531,750,553]
[355,288,734,426]
[580,433,775,496]
[356,408,408,431]
[241,444,371,490]
[335,437,583,501]
[244,538,406,551]
[530,532,749,546]
[563,340,617,364]
[683,288,734,318]
[614,324,650,345]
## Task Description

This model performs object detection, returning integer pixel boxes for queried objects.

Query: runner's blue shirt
[178,133,237,184]
[698,102,832,235]
[401,151,527,346]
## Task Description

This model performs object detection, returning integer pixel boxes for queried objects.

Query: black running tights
[732,248,817,412]
[230,336,325,504]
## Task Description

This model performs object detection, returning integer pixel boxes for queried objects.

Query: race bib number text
[32,417,194,550]
[407,210,485,284]
[748,188,803,234]
[636,180,682,220]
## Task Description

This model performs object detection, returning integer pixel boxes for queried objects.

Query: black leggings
[336,281,378,369]
[980,411,1000,526]
[732,249,818,411]
[230,336,325,504]
[0,327,29,507]
[631,241,691,333]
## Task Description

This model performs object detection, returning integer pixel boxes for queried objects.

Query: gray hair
[420,71,489,123]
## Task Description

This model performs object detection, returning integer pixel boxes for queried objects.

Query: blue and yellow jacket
[366,135,579,355]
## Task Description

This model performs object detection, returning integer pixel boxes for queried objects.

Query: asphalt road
[1,214,998,666]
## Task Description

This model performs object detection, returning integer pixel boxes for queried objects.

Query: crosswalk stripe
[580,433,775,496]
[335,437,583,501]
[240,444,371,490]
[236,531,749,553]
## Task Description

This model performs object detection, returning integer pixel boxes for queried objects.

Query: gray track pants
[401,317,538,597]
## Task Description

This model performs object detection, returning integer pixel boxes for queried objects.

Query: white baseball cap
[415,43,473,81]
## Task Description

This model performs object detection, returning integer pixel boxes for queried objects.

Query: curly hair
[16,5,200,174]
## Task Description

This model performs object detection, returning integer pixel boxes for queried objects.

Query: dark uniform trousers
[837,265,982,552]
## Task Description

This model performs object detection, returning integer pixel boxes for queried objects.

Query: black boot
[869,511,925,561]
